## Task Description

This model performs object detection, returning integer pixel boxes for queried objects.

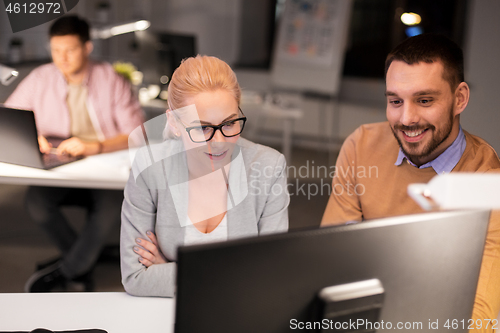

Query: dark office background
[1,0,499,292]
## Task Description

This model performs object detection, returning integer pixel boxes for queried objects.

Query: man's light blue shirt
[395,126,466,174]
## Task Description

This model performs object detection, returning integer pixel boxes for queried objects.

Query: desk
[0,149,135,190]
[0,292,175,332]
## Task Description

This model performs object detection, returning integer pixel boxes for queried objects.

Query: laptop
[0,106,81,169]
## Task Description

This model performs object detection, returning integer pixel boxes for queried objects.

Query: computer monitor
[134,31,196,87]
[157,33,197,81]
[175,209,490,333]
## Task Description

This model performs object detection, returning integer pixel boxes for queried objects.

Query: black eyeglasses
[176,108,247,143]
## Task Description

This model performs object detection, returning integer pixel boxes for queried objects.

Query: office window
[343,0,468,78]
[237,0,467,73]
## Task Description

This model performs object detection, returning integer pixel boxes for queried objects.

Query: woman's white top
[184,214,228,245]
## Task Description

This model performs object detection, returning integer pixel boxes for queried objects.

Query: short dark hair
[385,33,464,91]
[49,15,90,44]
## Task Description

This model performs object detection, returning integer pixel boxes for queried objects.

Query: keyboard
[42,152,80,169]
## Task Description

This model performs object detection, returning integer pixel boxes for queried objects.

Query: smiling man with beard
[321,34,500,332]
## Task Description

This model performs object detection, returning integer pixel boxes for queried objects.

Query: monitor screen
[135,31,196,87]
[157,33,197,82]
[175,209,490,333]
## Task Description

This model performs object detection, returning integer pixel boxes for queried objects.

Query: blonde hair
[167,55,241,110]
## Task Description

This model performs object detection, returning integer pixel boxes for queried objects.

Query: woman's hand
[134,231,168,267]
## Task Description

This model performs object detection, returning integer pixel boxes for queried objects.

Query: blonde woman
[120,55,289,297]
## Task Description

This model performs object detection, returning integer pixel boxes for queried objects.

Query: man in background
[5,15,144,292]
[321,34,500,332]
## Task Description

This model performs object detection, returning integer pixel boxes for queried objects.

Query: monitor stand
[317,279,385,333]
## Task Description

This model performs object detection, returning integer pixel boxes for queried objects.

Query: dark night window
[343,0,468,78]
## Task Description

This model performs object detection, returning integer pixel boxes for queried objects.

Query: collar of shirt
[395,126,466,174]
[55,61,93,86]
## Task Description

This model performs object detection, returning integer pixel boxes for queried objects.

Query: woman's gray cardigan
[120,137,289,297]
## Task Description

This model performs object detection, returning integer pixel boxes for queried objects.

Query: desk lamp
[0,64,18,86]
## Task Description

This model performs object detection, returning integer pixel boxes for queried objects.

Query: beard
[391,105,454,165]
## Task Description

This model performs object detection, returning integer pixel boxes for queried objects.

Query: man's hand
[57,137,100,157]
[38,136,53,154]
[134,231,168,267]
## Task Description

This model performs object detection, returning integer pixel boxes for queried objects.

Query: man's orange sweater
[322,122,500,332]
